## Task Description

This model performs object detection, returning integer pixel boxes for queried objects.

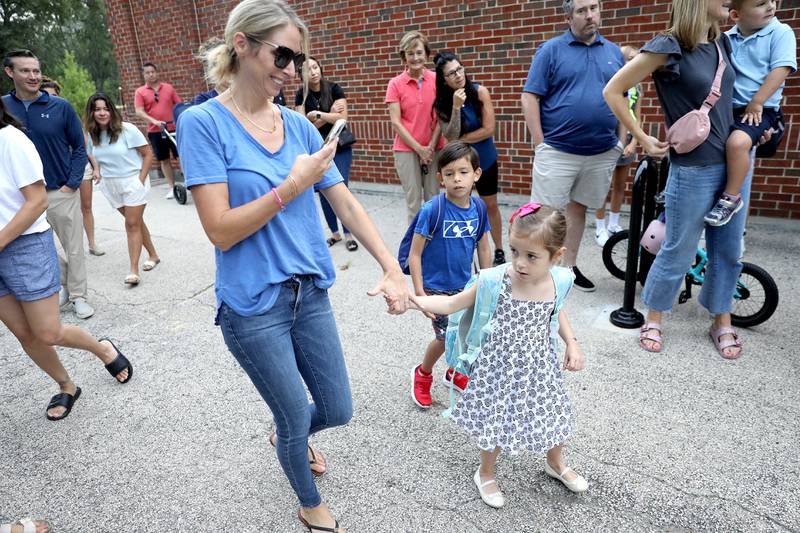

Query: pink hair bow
[509,202,542,224]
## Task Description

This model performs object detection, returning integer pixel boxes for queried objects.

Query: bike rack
[609,157,661,329]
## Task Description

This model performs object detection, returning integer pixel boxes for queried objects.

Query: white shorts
[531,142,623,209]
[99,175,150,209]
[83,162,93,181]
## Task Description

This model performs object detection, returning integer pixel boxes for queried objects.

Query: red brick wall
[105,0,800,219]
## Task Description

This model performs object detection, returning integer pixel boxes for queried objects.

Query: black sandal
[326,237,342,247]
[46,386,82,421]
[270,432,327,476]
[99,338,133,384]
[345,239,358,252]
[298,510,340,532]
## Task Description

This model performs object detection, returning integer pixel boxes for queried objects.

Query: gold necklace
[231,93,278,134]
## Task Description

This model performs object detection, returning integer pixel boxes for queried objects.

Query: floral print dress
[450,272,573,454]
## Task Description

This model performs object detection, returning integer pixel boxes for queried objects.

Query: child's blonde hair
[509,205,567,258]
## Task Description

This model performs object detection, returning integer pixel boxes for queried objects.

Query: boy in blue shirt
[705,0,796,226]
[409,141,492,408]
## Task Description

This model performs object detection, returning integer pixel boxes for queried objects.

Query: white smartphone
[325,119,347,145]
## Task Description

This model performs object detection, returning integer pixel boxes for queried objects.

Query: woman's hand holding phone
[289,141,337,194]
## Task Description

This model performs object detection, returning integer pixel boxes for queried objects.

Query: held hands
[453,88,467,109]
[367,268,414,314]
[742,101,763,126]
[416,144,434,165]
[289,141,337,192]
[563,341,585,372]
[641,135,669,159]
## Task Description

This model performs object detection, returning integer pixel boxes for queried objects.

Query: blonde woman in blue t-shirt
[84,93,161,286]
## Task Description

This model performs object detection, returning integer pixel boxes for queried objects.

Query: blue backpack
[397,193,488,275]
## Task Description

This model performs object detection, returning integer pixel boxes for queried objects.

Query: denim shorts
[425,287,462,340]
[0,228,60,301]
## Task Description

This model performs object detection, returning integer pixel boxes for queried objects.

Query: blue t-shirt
[461,83,498,170]
[177,99,343,317]
[523,30,624,156]
[415,195,490,291]
[726,17,797,110]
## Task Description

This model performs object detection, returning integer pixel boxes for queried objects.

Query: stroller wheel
[174,184,187,205]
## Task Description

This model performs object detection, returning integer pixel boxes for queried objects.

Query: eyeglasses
[153,89,159,102]
[444,65,464,80]
[250,37,305,70]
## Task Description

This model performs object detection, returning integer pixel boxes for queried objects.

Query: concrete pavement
[1,180,798,532]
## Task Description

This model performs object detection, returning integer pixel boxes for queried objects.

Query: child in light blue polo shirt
[704,0,796,227]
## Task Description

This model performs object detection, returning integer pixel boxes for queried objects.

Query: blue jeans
[642,161,751,315]
[319,147,353,235]
[218,275,353,508]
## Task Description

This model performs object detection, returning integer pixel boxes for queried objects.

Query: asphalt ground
[1,179,798,533]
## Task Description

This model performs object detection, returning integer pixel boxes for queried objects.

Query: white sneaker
[72,297,95,319]
[58,286,69,307]
[607,223,624,235]
[544,462,588,493]
[474,469,505,508]
[595,228,609,247]
[164,189,174,200]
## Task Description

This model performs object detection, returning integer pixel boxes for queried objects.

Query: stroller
[162,102,193,204]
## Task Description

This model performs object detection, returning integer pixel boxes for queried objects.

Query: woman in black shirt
[296,57,357,251]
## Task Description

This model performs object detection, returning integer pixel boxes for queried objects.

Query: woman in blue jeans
[295,57,357,251]
[604,0,745,359]
[177,2,410,531]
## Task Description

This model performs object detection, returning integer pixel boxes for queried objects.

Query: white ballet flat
[474,469,505,508]
[544,462,589,493]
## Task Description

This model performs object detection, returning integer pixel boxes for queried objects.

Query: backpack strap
[549,266,575,342]
[701,40,726,112]
[429,193,447,238]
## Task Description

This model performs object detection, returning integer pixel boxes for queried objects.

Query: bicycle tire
[602,230,630,281]
[731,262,779,328]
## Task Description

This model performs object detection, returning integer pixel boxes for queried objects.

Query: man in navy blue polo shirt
[3,49,94,318]
[521,0,624,292]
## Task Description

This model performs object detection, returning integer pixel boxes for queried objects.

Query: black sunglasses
[251,37,305,70]
[153,89,159,102]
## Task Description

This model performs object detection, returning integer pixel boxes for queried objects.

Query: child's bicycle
[602,194,779,328]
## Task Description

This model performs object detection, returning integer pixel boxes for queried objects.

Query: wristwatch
[315,112,321,120]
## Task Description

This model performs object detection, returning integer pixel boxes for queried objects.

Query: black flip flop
[298,510,340,532]
[345,239,358,252]
[326,237,342,247]
[99,338,133,384]
[46,386,82,421]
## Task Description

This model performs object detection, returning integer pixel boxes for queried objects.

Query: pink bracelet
[270,188,285,210]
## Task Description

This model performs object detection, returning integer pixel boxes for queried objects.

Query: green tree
[56,51,96,115]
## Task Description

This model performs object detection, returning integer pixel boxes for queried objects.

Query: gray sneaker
[704,196,743,226]
[72,297,95,319]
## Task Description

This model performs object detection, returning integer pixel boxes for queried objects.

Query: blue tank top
[460,84,497,171]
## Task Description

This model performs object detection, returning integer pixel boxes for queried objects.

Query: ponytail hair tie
[509,202,542,224]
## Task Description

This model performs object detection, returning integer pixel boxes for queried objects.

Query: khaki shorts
[531,142,623,209]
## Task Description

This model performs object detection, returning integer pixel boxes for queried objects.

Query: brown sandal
[269,432,327,476]
[298,510,340,532]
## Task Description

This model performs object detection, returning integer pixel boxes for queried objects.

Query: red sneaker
[443,367,469,393]
[412,365,433,408]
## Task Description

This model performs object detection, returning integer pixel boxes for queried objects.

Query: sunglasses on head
[250,37,305,70]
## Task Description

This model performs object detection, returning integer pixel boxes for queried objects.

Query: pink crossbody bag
[665,40,726,154]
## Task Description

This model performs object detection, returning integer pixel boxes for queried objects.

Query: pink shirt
[134,82,182,133]
[384,69,445,152]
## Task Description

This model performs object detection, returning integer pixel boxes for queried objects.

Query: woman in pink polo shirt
[385,30,445,223]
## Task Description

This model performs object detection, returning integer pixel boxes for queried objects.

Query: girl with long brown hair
[84,92,160,286]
